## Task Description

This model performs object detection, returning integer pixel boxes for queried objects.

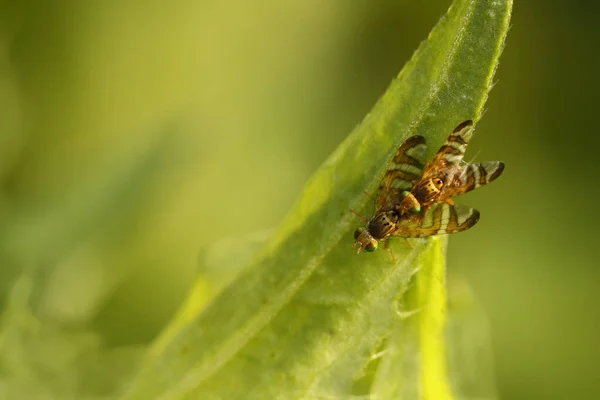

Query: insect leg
[363,190,376,201]
[383,240,397,263]
[352,240,364,254]
[349,208,369,224]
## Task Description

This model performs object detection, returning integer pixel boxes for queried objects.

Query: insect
[353,121,504,255]
[396,120,505,215]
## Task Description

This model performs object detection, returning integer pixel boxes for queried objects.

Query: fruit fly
[353,121,504,255]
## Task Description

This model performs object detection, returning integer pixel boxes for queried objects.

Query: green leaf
[123,0,512,398]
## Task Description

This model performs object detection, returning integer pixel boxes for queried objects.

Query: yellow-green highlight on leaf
[122,0,512,399]
[418,238,451,400]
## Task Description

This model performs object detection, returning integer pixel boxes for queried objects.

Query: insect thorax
[367,210,399,239]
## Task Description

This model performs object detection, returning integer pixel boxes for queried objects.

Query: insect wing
[429,120,475,170]
[393,203,480,238]
[442,161,505,198]
[376,135,427,208]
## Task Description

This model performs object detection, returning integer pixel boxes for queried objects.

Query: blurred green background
[0,1,597,399]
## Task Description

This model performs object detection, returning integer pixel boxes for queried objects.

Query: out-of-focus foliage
[0,0,597,399]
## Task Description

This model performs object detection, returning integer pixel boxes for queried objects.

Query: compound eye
[354,228,364,240]
[434,178,444,189]
[365,240,378,252]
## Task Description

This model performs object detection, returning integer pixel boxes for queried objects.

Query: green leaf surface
[123,0,512,398]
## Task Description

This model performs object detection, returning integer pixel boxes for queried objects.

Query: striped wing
[442,161,505,198]
[392,203,480,238]
[376,136,427,208]
[428,120,474,169]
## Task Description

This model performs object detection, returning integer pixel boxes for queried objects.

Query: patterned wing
[392,203,480,238]
[376,135,427,208]
[442,161,505,198]
[428,120,475,170]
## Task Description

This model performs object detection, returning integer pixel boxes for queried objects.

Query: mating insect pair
[353,120,504,255]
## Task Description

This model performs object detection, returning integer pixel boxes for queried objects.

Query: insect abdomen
[398,191,421,215]
[411,177,444,206]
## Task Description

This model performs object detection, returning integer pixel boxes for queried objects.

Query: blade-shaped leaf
[123,0,512,398]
